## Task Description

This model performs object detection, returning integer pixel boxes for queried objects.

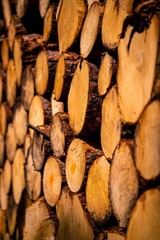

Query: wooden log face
[117,16,159,124]
[126,188,160,240]
[3,159,12,194]
[135,100,160,180]
[14,37,23,87]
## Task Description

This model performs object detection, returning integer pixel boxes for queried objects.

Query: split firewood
[135,99,160,180]
[28,95,52,138]
[50,112,74,158]
[21,65,35,110]
[6,59,17,108]
[0,102,13,137]
[117,16,159,124]
[57,0,86,53]
[13,103,27,146]
[101,86,121,159]
[126,188,160,240]
[7,195,18,237]
[6,123,17,163]
[53,52,80,105]
[102,0,134,49]
[0,131,5,167]
[86,155,111,223]
[12,148,25,204]
[43,156,65,207]
[68,59,102,135]
[56,186,95,240]
[0,171,9,210]
[3,159,12,194]
[35,50,59,96]
[66,138,103,193]
[1,38,9,70]
[109,140,139,228]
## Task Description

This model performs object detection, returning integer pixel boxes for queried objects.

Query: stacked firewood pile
[0,0,160,239]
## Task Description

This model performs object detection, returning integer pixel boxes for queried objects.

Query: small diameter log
[7,195,18,237]
[53,52,80,105]
[32,125,51,171]
[1,0,11,28]
[0,171,8,210]
[0,208,7,239]
[126,188,160,240]
[43,3,59,43]
[1,38,9,70]
[80,2,104,59]
[50,112,74,158]
[109,140,139,228]
[68,59,102,135]
[25,147,42,201]
[0,102,12,137]
[117,16,159,124]
[98,52,116,96]
[66,138,103,193]
[43,156,65,207]
[23,197,58,240]
[0,132,5,167]
[21,65,35,111]
[135,100,160,180]
[6,123,17,163]
[13,103,27,146]
[28,95,52,138]
[3,159,12,194]
[6,59,17,108]
[57,0,86,53]
[16,0,28,18]
[56,186,95,240]
[12,148,25,204]
[101,87,121,159]
[102,0,134,49]
[35,50,59,96]
[86,155,111,223]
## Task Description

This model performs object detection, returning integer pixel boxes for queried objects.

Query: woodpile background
[0,0,160,239]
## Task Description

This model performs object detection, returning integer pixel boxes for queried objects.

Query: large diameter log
[109,140,139,228]
[56,186,95,240]
[117,16,159,124]
[101,87,121,159]
[1,38,9,70]
[135,100,160,180]
[35,50,59,96]
[126,188,160,240]
[102,0,134,49]
[6,123,17,163]
[23,197,58,240]
[0,132,5,167]
[43,156,65,207]
[68,59,102,135]
[12,148,25,204]
[0,102,12,137]
[66,138,103,193]
[86,155,111,223]
[57,0,86,53]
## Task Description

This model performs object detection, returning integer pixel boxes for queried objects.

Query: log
[43,156,65,206]
[50,112,74,158]
[7,195,18,237]
[68,59,102,135]
[109,140,139,228]
[56,186,95,240]
[135,100,160,180]
[23,197,58,240]
[0,131,5,167]
[98,52,116,96]
[6,59,17,108]
[21,65,35,110]
[3,159,12,194]
[25,147,42,201]
[126,188,160,240]
[13,103,27,146]
[101,86,121,159]
[53,52,80,105]
[12,148,25,204]
[0,102,12,137]
[28,95,52,138]
[117,16,159,124]
[102,0,134,49]
[66,138,103,193]
[57,0,86,53]
[1,38,9,70]
[86,155,111,223]
[35,50,59,96]
[6,123,17,163]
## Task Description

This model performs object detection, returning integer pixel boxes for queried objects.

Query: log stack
[0,0,160,239]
